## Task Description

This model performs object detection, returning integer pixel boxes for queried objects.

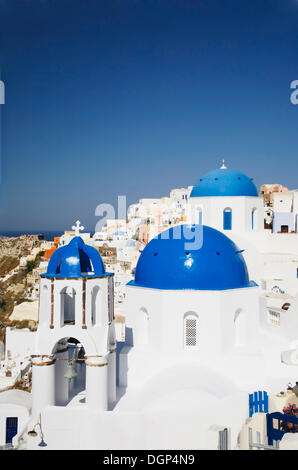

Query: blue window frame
[223,209,232,230]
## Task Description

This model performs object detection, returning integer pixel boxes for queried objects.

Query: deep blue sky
[0,0,298,231]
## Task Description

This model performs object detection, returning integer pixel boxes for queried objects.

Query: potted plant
[281,404,298,432]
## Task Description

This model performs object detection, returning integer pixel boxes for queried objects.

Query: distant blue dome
[128,225,254,290]
[44,236,106,278]
[126,239,136,247]
[190,168,258,198]
[114,230,125,236]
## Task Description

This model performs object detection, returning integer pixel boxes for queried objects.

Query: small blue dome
[114,230,125,236]
[190,168,258,198]
[129,225,254,290]
[125,239,136,247]
[44,236,105,278]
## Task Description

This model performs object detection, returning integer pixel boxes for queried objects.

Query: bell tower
[31,224,116,420]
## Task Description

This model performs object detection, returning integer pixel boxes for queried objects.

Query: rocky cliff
[0,235,44,340]
[0,234,42,258]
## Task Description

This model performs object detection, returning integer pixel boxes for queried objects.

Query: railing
[267,411,298,445]
[248,428,279,450]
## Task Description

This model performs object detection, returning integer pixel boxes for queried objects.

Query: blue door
[6,417,18,444]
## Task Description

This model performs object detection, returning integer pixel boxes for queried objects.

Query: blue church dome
[44,236,106,278]
[114,230,125,236]
[125,239,137,247]
[190,168,258,198]
[128,225,254,290]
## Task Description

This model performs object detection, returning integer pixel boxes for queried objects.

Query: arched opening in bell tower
[60,287,76,326]
[91,286,102,325]
[52,337,86,406]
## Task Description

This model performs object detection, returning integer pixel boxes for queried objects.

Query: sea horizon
[0,230,95,241]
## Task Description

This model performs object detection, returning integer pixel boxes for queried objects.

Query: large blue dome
[44,236,106,278]
[190,168,258,198]
[129,225,254,290]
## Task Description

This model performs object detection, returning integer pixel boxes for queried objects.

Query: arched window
[91,286,101,325]
[60,287,76,326]
[140,307,149,321]
[184,312,199,349]
[139,307,149,344]
[234,309,245,347]
[252,208,257,230]
[223,208,232,230]
[197,208,203,225]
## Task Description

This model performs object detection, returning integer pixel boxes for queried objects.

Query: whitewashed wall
[189,196,264,233]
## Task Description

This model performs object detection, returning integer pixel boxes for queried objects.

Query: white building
[127,188,191,244]
[59,221,91,246]
[272,190,298,234]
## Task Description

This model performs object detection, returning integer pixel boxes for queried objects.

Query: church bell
[64,361,78,379]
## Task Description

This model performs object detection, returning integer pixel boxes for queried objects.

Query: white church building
[188,162,298,301]
[2,214,298,449]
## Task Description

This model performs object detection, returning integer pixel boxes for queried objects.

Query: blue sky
[0,0,298,231]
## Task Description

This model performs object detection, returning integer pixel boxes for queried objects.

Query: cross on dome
[72,220,85,236]
[220,159,227,169]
